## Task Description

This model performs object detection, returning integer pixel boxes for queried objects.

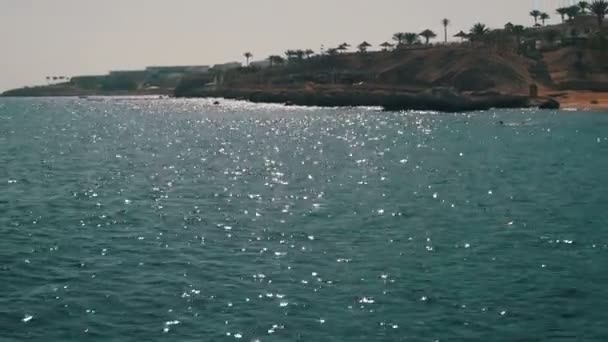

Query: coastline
[174,87,560,112]
[5,85,608,112]
[0,86,172,98]
[544,90,608,111]
[5,86,608,112]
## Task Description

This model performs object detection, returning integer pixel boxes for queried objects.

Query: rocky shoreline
[175,87,560,112]
[1,85,561,112]
[0,85,171,97]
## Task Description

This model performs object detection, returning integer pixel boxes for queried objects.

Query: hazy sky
[1,0,563,91]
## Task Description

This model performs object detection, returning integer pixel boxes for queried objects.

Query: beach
[546,90,608,111]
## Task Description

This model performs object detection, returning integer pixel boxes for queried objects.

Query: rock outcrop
[178,87,559,112]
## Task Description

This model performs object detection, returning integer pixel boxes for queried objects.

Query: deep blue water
[2,97,608,341]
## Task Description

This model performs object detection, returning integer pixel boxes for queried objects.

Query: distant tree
[442,18,450,43]
[512,25,526,50]
[540,12,550,25]
[304,49,315,58]
[243,52,253,66]
[404,32,420,45]
[504,22,515,32]
[357,41,372,52]
[326,48,339,56]
[590,0,608,26]
[530,9,542,26]
[294,50,306,60]
[512,25,526,39]
[284,49,305,62]
[379,41,394,51]
[392,32,406,46]
[556,7,568,23]
[285,50,297,62]
[565,5,581,21]
[268,55,285,67]
[579,1,591,13]
[470,23,490,40]
[419,29,437,44]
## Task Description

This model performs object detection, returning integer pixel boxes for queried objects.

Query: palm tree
[326,48,339,56]
[565,5,581,21]
[392,32,406,46]
[305,49,315,59]
[590,0,608,26]
[419,29,437,44]
[512,25,525,39]
[579,1,590,13]
[357,41,372,53]
[243,52,253,66]
[530,10,542,26]
[441,18,450,43]
[268,55,285,68]
[512,25,526,50]
[556,7,568,23]
[404,32,419,45]
[540,12,550,25]
[285,50,297,62]
[380,41,394,51]
[295,50,306,60]
[470,23,490,40]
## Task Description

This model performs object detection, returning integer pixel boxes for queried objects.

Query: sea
[1,97,608,341]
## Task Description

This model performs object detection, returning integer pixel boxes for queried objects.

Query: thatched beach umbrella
[454,30,468,42]
[379,41,394,51]
[357,41,372,53]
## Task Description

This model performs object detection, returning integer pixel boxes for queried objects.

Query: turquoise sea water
[1,97,608,341]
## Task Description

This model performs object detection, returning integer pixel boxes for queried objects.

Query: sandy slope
[544,91,608,111]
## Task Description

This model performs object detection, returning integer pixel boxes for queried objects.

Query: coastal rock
[529,97,560,109]
[181,87,543,112]
[381,89,529,112]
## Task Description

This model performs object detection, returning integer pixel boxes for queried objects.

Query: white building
[145,65,210,74]
[212,62,242,71]
[250,60,271,69]
[185,66,211,74]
